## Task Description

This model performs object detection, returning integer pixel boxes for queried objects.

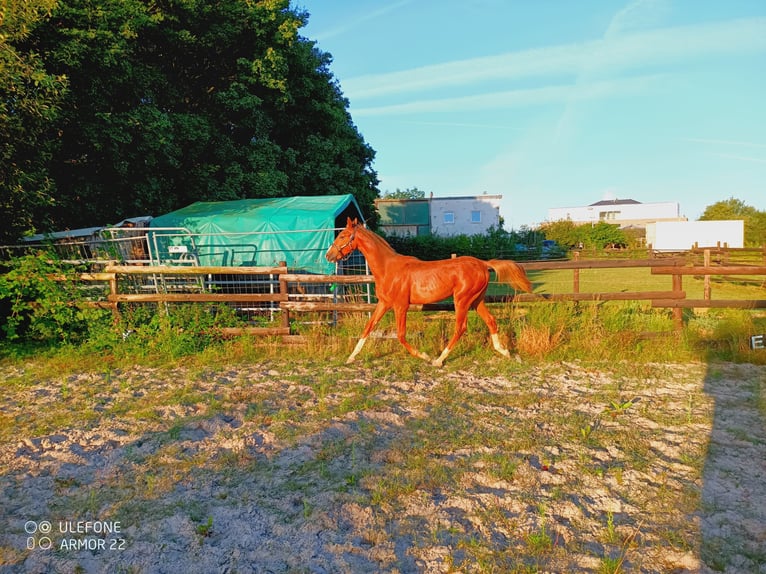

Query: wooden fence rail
[97,264,292,336]
[651,263,766,326]
[68,250,766,335]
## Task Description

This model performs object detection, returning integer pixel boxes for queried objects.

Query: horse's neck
[356,228,398,276]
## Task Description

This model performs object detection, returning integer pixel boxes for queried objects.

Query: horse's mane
[357,224,398,256]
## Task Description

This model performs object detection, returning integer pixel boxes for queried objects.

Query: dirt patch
[1,360,764,572]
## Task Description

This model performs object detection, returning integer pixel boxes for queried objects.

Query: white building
[547,198,685,228]
[430,195,502,237]
[646,220,744,251]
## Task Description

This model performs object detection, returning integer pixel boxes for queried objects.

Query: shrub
[115,302,248,360]
[0,251,110,343]
[383,226,541,261]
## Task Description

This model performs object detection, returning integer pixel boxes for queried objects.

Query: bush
[539,220,631,250]
[118,303,245,360]
[0,251,110,343]
[383,226,544,261]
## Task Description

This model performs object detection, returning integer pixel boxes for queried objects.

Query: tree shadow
[0,389,412,573]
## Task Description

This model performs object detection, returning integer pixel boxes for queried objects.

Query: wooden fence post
[278,261,289,331]
[108,272,120,322]
[572,251,580,294]
[703,249,711,301]
[672,272,684,331]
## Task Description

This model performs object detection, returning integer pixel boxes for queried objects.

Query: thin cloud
[685,138,766,164]
[603,0,670,38]
[342,17,766,100]
[684,138,766,149]
[553,0,670,144]
[307,0,412,42]
[352,75,664,117]
[397,120,524,130]
[712,153,766,164]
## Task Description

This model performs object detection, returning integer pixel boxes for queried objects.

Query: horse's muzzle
[325,246,340,262]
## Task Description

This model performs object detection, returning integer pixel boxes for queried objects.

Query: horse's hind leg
[394,306,431,362]
[475,300,511,359]
[432,303,470,367]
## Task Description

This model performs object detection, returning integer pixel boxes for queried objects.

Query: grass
[525,267,671,296]
[4,295,761,445]
[523,266,766,301]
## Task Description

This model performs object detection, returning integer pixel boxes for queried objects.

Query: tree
[0,0,67,243]
[540,219,628,250]
[538,220,581,249]
[587,221,628,249]
[6,0,378,236]
[384,187,427,200]
[699,197,752,220]
[699,197,766,246]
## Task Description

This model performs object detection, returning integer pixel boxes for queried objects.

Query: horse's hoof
[431,359,444,367]
[345,357,356,364]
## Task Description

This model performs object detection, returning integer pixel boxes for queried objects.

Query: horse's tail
[488,259,533,293]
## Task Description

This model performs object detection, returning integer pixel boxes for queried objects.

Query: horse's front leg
[394,305,431,363]
[346,301,389,363]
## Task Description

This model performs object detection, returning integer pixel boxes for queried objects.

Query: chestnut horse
[325,218,532,366]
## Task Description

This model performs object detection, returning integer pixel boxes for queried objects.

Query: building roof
[23,226,104,243]
[590,199,641,207]
[589,198,641,207]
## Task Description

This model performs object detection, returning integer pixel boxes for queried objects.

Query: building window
[444,212,455,224]
[471,210,481,223]
[599,211,619,220]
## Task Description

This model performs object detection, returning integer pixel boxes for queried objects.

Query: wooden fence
[71,248,766,334]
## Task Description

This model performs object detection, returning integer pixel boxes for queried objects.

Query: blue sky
[295,1,766,229]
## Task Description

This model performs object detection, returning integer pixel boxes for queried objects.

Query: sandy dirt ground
[1,360,764,573]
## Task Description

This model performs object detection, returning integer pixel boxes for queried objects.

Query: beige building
[376,194,502,237]
[430,195,502,237]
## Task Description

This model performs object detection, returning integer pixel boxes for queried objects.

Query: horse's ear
[347,217,359,228]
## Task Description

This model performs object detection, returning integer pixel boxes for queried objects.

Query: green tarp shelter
[148,195,363,273]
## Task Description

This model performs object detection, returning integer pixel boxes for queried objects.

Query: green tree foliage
[384,187,427,200]
[587,221,628,249]
[2,0,378,238]
[0,251,106,342]
[537,220,581,250]
[539,219,628,250]
[0,0,68,243]
[384,226,545,261]
[699,197,766,246]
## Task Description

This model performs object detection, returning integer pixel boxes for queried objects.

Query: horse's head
[326,217,360,263]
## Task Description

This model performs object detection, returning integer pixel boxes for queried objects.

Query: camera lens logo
[25,521,53,550]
